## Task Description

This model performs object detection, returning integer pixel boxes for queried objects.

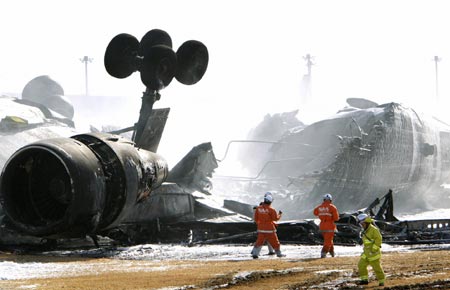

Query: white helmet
[323,193,332,201]
[357,213,369,223]
[264,193,273,203]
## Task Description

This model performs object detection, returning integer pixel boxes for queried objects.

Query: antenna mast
[300,54,315,105]
[80,56,93,96]
[433,56,441,102]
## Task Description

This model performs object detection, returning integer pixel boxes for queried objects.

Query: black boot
[251,246,262,259]
[275,249,286,257]
[267,242,275,255]
[357,280,368,285]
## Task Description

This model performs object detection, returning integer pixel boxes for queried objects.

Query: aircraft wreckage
[0,28,221,248]
[213,98,450,218]
[0,29,449,250]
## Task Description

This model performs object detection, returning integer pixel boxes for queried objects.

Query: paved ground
[1,247,450,289]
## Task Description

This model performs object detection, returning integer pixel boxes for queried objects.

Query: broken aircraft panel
[335,190,450,245]
[0,94,77,170]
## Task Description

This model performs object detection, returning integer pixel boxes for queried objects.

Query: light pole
[304,53,314,77]
[433,55,441,102]
[80,56,93,96]
[300,54,315,104]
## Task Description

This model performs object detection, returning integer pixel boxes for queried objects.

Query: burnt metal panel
[135,108,170,152]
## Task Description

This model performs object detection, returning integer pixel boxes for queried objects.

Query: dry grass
[1,249,450,289]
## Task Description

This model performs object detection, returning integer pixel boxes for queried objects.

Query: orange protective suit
[313,200,339,257]
[253,203,282,250]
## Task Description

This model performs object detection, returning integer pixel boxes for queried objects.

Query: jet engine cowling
[0,133,168,238]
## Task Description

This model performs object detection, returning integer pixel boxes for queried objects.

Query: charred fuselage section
[0,133,168,239]
[216,101,450,218]
[301,102,450,213]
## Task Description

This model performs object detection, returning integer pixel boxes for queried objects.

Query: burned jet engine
[0,132,168,238]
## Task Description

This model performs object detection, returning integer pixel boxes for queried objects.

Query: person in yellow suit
[356,213,386,287]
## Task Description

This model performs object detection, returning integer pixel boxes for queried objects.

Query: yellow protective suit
[358,222,385,284]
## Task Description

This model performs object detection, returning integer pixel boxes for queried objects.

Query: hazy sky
[1,0,450,166]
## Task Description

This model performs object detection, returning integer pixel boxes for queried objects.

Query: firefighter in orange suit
[251,192,285,258]
[313,193,339,258]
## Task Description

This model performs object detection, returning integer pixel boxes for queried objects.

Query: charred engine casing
[0,133,168,238]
